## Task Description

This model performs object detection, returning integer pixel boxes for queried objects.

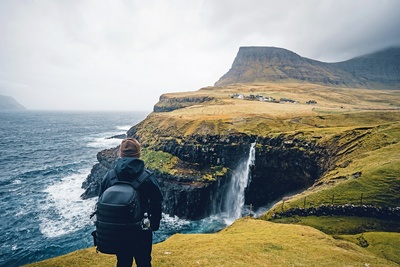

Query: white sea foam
[116,125,132,131]
[86,136,123,148]
[160,214,191,231]
[12,179,22,185]
[39,170,97,238]
[85,125,130,149]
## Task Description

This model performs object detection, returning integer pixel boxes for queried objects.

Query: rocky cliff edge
[82,81,400,220]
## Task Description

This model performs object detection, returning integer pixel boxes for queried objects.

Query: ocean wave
[39,170,97,238]
[85,124,134,149]
[116,125,132,131]
[17,162,80,179]
[86,134,125,149]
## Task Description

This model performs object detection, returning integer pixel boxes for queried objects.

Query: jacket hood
[114,157,145,181]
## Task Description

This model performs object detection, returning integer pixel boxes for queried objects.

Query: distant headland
[0,95,26,110]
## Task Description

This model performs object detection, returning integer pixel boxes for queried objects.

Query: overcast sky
[1,0,399,111]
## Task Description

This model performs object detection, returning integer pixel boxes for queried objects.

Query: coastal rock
[81,132,332,220]
[106,133,127,139]
[154,95,214,112]
[80,147,118,199]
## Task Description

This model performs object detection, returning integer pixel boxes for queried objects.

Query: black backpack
[93,169,152,254]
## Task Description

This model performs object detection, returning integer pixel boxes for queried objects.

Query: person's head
[119,138,141,158]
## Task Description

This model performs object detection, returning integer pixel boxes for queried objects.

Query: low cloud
[0,0,399,110]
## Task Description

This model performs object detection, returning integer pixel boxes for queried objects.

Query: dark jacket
[99,157,163,231]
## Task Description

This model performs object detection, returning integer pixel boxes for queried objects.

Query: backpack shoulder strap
[109,169,118,186]
[131,169,152,190]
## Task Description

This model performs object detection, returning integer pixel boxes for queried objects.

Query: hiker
[98,138,163,267]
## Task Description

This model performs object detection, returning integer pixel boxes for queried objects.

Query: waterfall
[223,142,256,224]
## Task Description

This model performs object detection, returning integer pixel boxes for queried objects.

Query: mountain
[332,47,400,85]
[215,46,400,88]
[0,95,26,110]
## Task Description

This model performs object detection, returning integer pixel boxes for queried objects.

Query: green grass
[24,218,399,267]
[264,121,400,217]
[141,147,228,182]
[141,148,180,175]
[337,232,400,264]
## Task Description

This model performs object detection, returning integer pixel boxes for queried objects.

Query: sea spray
[39,169,97,238]
[223,143,256,224]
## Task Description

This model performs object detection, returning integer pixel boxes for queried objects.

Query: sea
[0,110,231,267]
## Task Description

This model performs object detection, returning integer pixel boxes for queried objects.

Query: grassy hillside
[134,81,400,247]
[24,218,400,267]
[262,120,400,215]
[139,83,400,138]
[26,82,400,266]
[135,83,400,210]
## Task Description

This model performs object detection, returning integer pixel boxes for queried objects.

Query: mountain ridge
[215,46,400,88]
[332,47,400,85]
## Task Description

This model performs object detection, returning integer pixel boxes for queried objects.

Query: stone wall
[272,204,400,220]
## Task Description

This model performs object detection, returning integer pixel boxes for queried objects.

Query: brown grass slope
[25,218,400,267]
[147,83,400,137]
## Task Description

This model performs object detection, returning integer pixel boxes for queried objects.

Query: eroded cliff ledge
[81,83,400,220]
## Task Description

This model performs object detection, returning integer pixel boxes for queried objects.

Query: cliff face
[249,135,331,207]
[81,46,400,221]
[154,95,214,112]
[81,94,400,220]
[82,130,334,219]
[81,147,118,199]
[215,46,400,88]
